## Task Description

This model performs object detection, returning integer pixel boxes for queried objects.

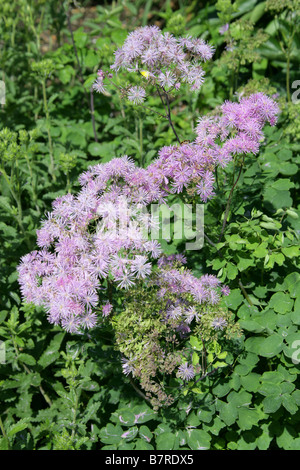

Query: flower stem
[156,85,180,144]
[42,79,56,182]
[218,157,244,242]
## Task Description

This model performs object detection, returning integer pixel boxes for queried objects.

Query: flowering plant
[17,26,280,408]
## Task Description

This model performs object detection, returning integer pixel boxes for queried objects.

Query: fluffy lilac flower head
[108,26,214,94]
[219,23,229,35]
[211,317,228,331]
[177,362,195,381]
[102,302,113,317]
[195,92,280,166]
[127,86,146,104]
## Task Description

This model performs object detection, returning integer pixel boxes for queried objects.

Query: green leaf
[271,179,294,191]
[99,424,123,445]
[186,429,211,450]
[237,255,254,271]
[240,373,260,392]
[111,29,128,45]
[237,408,261,431]
[253,242,268,257]
[262,395,282,413]
[135,439,154,450]
[131,405,157,424]
[263,187,293,210]
[258,382,281,396]
[197,408,214,423]
[239,320,265,333]
[276,425,298,449]
[214,360,228,368]
[258,334,283,357]
[281,395,298,415]
[118,442,135,450]
[88,141,117,159]
[189,336,203,351]
[227,390,252,407]
[224,289,244,310]
[279,162,298,175]
[82,401,101,424]
[58,65,74,84]
[269,292,293,314]
[73,28,88,48]
[291,309,300,325]
[282,246,300,259]
[139,425,152,443]
[0,437,10,450]
[18,353,36,366]
[226,262,238,280]
[7,419,29,437]
[156,432,176,450]
[38,332,65,368]
[121,426,138,441]
[284,273,300,297]
[187,412,200,427]
[218,401,238,426]
[212,380,231,398]
[154,423,172,436]
[84,50,99,68]
[244,336,265,354]
[256,424,273,450]
[112,409,136,427]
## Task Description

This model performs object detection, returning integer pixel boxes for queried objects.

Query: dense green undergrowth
[0,0,299,450]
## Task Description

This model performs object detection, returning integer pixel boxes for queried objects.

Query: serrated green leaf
[38,332,65,368]
[18,353,36,366]
[7,419,29,437]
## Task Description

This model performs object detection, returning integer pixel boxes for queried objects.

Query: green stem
[238,280,253,306]
[66,172,71,193]
[286,50,291,103]
[42,79,56,181]
[156,85,180,143]
[218,157,244,243]
[129,377,151,402]
[0,168,29,244]
[66,5,98,142]
[90,89,98,142]
[117,89,126,119]
[24,150,40,214]
[70,390,79,440]
[11,334,52,407]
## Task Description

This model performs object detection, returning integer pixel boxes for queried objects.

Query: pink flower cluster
[111,25,214,91]
[196,92,280,156]
[92,26,215,101]
[17,92,279,333]
[17,159,162,332]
